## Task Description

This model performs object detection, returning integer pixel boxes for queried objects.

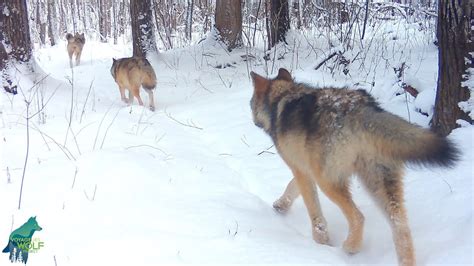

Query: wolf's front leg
[292,168,330,245]
[273,177,300,213]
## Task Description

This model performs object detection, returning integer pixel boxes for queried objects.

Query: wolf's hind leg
[131,86,144,106]
[127,89,133,104]
[316,175,364,254]
[145,88,155,111]
[75,50,82,66]
[273,177,299,213]
[358,163,415,266]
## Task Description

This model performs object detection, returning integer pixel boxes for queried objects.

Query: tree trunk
[431,0,473,136]
[185,0,195,41]
[130,0,158,57]
[215,0,242,51]
[99,0,107,42]
[47,0,56,46]
[70,0,77,32]
[37,0,47,46]
[0,0,32,63]
[269,0,290,47]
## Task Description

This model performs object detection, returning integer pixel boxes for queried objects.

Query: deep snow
[1,25,473,265]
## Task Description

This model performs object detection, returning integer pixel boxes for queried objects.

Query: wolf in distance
[66,32,85,67]
[250,68,459,266]
[110,57,157,111]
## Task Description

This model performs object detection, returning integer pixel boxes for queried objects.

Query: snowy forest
[0,0,472,265]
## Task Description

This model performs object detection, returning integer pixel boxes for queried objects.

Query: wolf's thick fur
[66,33,85,67]
[250,68,459,266]
[110,57,157,111]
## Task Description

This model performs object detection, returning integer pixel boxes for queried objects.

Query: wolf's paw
[273,197,292,213]
[312,222,330,245]
[149,105,155,112]
[343,238,362,254]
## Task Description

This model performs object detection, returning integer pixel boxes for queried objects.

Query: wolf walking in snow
[110,57,157,111]
[66,32,85,67]
[249,68,459,266]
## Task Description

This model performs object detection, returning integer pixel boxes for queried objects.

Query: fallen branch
[314,52,338,70]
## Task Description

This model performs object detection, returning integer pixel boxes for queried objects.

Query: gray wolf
[250,68,459,266]
[66,32,85,67]
[110,57,157,111]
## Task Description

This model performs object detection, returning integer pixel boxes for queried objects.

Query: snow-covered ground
[1,23,473,265]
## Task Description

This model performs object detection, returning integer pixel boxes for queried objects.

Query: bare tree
[98,0,107,42]
[215,0,242,51]
[431,0,473,136]
[130,0,158,57]
[185,0,195,41]
[268,0,290,48]
[47,0,56,46]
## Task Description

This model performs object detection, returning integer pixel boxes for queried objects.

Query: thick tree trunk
[130,0,158,57]
[215,0,242,51]
[431,0,473,136]
[1,0,32,63]
[269,0,290,47]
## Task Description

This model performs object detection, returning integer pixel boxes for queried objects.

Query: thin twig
[164,109,203,130]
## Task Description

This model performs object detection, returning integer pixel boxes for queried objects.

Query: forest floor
[1,24,473,265]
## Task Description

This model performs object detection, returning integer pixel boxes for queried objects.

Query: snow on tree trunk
[130,0,158,57]
[214,0,242,51]
[431,0,473,136]
[0,0,33,63]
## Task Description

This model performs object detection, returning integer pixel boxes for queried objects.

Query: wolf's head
[26,216,42,232]
[74,33,85,44]
[249,68,293,133]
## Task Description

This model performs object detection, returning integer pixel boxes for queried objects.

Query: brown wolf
[66,33,85,67]
[110,57,157,111]
[250,68,459,266]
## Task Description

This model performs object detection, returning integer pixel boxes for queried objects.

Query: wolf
[66,32,85,67]
[2,216,42,264]
[249,68,459,266]
[110,57,157,111]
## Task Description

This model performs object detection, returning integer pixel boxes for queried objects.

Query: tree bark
[99,0,107,42]
[47,0,56,46]
[431,0,473,136]
[37,0,47,46]
[0,0,32,63]
[215,0,242,51]
[130,0,158,57]
[185,0,195,41]
[269,0,290,47]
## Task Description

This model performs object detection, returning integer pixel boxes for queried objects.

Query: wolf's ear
[112,58,116,63]
[250,71,269,95]
[276,68,292,82]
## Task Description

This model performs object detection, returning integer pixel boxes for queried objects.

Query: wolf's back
[360,108,459,167]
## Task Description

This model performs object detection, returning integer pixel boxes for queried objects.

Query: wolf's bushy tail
[362,108,460,167]
[140,58,157,90]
